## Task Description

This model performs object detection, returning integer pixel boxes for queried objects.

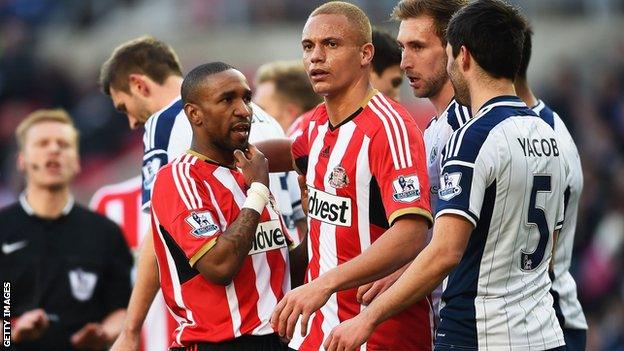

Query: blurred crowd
[1,0,623,350]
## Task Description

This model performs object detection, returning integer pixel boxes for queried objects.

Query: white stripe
[217,169,279,335]
[171,158,193,210]
[184,157,203,208]
[143,148,167,161]
[435,208,477,227]
[203,180,228,231]
[354,133,371,351]
[213,168,247,337]
[371,96,406,168]
[150,113,161,150]
[291,121,332,349]
[447,130,458,161]
[225,284,242,337]
[320,122,356,345]
[443,160,475,168]
[152,211,196,346]
[378,94,413,167]
[368,101,400,170]
[177,156,198,209]
[461,106,471,124]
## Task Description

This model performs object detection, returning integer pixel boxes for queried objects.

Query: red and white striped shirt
[290,91,434,351]
[150,151,291,347]
[89,176,175,351]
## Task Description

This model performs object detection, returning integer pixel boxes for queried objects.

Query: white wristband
[242,182,270,214]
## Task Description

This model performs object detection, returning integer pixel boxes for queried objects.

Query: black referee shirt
[0,195,132,351]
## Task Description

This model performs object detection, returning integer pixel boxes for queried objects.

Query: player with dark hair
[324,1,568,350]
[149,62,297,351]
[515,26,588,351]
[102,38,304,351]
[370,28,403,101]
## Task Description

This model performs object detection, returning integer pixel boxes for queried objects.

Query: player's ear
[128,74,150,97]
[184,103,202,126]
[459,46,471,72]
[16,152,25,172]
[361,42,374,67]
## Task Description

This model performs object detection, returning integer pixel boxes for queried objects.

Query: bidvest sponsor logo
[250,220,287,255]
[307,187,352,227]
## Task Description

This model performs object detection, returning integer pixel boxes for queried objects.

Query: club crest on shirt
[328,165,349,189]
[392,175,421,203]
[185,211,219,238]
[68,268,98,302]
[438,172,462,201]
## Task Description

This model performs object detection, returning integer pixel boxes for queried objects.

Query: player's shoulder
[362,92,418,137]
[445,99,471,131]
[0,202,23,219]
[72,203,123,232]
[144,98,185,147]
[445,96,533,163]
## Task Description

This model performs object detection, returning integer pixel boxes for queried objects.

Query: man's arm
[271,214,429,339]
[110,233,160,351]
[193,146,270,285]
[323,214,472,351]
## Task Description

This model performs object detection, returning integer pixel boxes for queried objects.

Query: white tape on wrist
[243,182,270,214]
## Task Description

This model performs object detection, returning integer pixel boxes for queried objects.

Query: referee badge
[69,268,98,302]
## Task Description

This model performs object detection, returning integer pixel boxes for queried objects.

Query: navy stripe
[436,181,497,349]
[152,99,183,152]
[536,103,556,129]
[549,270,566,328]
[446,104,536,165]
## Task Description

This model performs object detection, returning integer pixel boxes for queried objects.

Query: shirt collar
[19,192,75,217]
[474,95,526,119]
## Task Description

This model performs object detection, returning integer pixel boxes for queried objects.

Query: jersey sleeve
[292,118,310,175]
[141,116,171,213]
[369,112,433,227]
[435,131,498,227]
[152,165,224,267]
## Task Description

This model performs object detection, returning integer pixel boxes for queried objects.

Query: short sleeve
[151,165,224,267]
[103,221,133,312]
[369,112,433,227]
[435,134,497,227]
[141,116,171,213]
[292,123,310,175]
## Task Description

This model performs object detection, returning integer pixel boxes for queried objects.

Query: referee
[0,109,133,351]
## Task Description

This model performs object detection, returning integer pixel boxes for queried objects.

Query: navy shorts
[562,328,587,351]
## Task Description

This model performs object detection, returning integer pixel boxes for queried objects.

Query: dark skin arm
[194,145,270,285]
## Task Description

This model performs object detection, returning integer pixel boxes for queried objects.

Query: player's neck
[23,185,71,218]
[151,75,184,112]
[470,77,517,116]
[514,79,538,108]
[324,76,372,127]
[430,80,456,117]
[189,140,236,169]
